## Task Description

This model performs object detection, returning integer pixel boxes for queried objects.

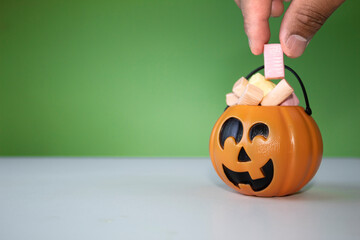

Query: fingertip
[251,48,263,55]
[245,23,271,56]
[249,39,265,55]
[245,31,270,55]
[240,0,272,56]
[271,0,284,17]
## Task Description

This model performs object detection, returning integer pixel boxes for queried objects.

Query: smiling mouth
[222,159,274,192]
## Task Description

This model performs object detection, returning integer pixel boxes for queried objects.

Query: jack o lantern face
[209,105,323,197]
[219,118,274,192]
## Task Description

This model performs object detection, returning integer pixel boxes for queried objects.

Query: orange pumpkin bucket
[209,65,323,197]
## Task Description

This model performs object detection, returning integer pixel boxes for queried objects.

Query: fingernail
[285,35,308,58]
[248,38,252,48]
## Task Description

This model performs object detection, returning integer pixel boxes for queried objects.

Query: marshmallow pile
[226,73,299,106]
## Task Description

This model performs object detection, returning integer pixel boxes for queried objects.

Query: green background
[0,0,359,157]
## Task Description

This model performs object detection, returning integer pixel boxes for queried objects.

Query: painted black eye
[249,123,269,141]
[219,118,243,149]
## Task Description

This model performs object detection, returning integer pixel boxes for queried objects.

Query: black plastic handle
[246,65,312,115]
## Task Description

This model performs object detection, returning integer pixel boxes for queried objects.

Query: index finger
[236,0,273,55]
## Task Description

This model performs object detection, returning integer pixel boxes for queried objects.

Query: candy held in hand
[261,79,294,106]
[237,84,263,105]
[249,73,276,96]
[264,44,285,80]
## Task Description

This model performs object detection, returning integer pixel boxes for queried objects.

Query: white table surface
[0,157,359,240]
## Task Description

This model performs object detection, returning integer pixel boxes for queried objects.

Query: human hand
[235,0,345,58]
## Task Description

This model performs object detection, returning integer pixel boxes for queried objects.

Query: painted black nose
[238,147,251,162]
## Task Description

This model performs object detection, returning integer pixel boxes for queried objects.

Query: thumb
[280,0,345,58]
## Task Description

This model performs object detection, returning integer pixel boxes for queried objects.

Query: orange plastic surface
[209,106,323,197]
